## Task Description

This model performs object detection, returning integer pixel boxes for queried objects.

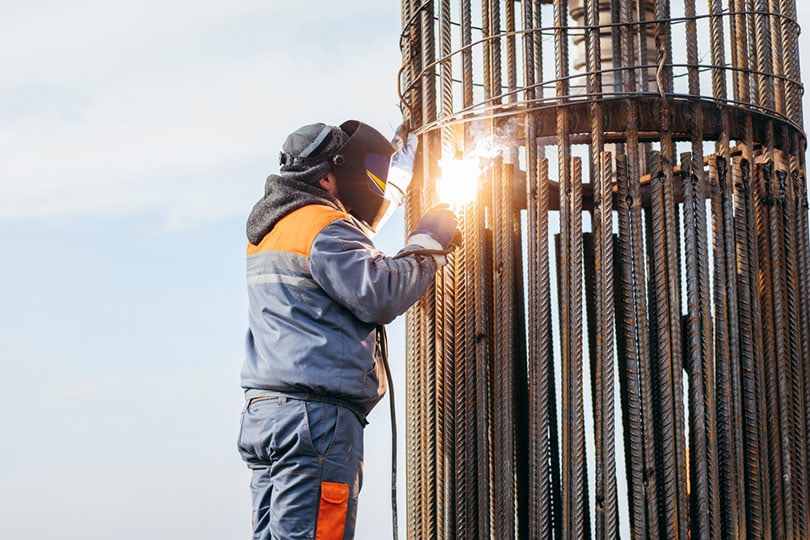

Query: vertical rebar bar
[586,0,618,537]
[616,150,657,539]
[492,158,517,539]
[733,154,770,540]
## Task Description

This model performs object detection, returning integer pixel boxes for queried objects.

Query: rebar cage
[398,0,808,538]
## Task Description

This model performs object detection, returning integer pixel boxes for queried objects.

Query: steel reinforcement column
[398,1,808,538]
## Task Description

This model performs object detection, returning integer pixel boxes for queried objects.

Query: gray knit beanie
[277,123,348,185]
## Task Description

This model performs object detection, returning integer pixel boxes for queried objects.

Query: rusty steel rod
[783,151,809,538]
[795,143,810,535]
[648,150,687,540]
[492,159,517,539]
[733,155,770,539]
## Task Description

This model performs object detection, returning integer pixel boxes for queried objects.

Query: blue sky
[0,2,405,539]
[1,2,809,539]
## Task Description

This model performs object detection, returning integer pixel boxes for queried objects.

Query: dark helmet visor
[332,120,396,231]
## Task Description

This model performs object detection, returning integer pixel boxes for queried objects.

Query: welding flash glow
[436,157,481,208]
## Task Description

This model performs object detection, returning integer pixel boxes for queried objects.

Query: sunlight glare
[436,156,481,209]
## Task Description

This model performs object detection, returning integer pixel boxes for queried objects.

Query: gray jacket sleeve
[309,218,439,325]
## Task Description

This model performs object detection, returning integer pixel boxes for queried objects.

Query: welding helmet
[331,120,396,233]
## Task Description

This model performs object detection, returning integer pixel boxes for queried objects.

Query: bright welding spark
[436,156,482,209]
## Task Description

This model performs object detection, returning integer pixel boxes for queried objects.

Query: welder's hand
[409,203,459,250]
[387,125,418,205]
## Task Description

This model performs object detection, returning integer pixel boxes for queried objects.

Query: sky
[1,2,809,540]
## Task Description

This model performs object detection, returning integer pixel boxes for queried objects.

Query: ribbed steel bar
[562,155,586,540]
[610,0,624,95]
[401,0,421,535]
[796,141,810,531]
[437,4,454,534]
[769,0,786,119]
[596,151,618,540]
[404,181,425,537]
[482,0,492,102]
[621,0,660,536]
[489,0,502,104]
[710,152,746,539]
[533,0,543,104]
[652,1,689,537]
[780,87,808,536]
[455,7,474,530]
[754,158,787,540]
[419,143,435,540]
[420,1,437,128]
[612,218,634,539]
[433,245,448,540]
[439,0,453,149]
[682,149,722,540]
[782,150,808,538]
[461,0,474,108]
[586,0,618,537]
[474,198,493,540]
[492,158,517,539]
[453,205,470,540]
[553,1,583,538]
[642,184,659,539]
[755,3,794,526]
[521,3,549,539]
[684,2,721,537]
[550,295,563,539]
[732,155,770,540]
[615,150,657,539]
[635,0,650,94]
[420,3,439,536]
[729,0,746,104]
[512,170,531,540]
[441,261,457,540]
[742,14,775,531]
[421,227,438,540]
[583,231,600,539]
[648,150,686,540]
[771,154,798,540]
[708,2,744,536]
[529,156,555,539]
[767,155,797,540]
[522,5,538,540]
[780,0,801,125]
[505,0,517,105]
[795,143,810,530]
[742,0,764,106]
[460,199,479,540]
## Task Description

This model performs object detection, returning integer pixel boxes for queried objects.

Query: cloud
[0,1,404,226]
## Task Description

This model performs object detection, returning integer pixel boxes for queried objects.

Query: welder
[237,119,458,540]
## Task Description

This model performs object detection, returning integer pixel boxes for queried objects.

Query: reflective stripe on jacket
[241,204,438,418]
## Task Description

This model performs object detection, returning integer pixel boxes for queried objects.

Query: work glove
[395,204,460,266]
[387,124,418,206]
[411,204,458,249]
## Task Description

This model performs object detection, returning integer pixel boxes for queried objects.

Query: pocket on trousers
[304,401,338,457]
[315,481,349,540]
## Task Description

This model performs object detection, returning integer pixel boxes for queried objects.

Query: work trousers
[238,394,364,540]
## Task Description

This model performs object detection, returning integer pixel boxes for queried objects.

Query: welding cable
[376,324,399,540]
[394,248,455,260]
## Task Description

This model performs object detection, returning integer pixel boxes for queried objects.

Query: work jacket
[241,202,439,421]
